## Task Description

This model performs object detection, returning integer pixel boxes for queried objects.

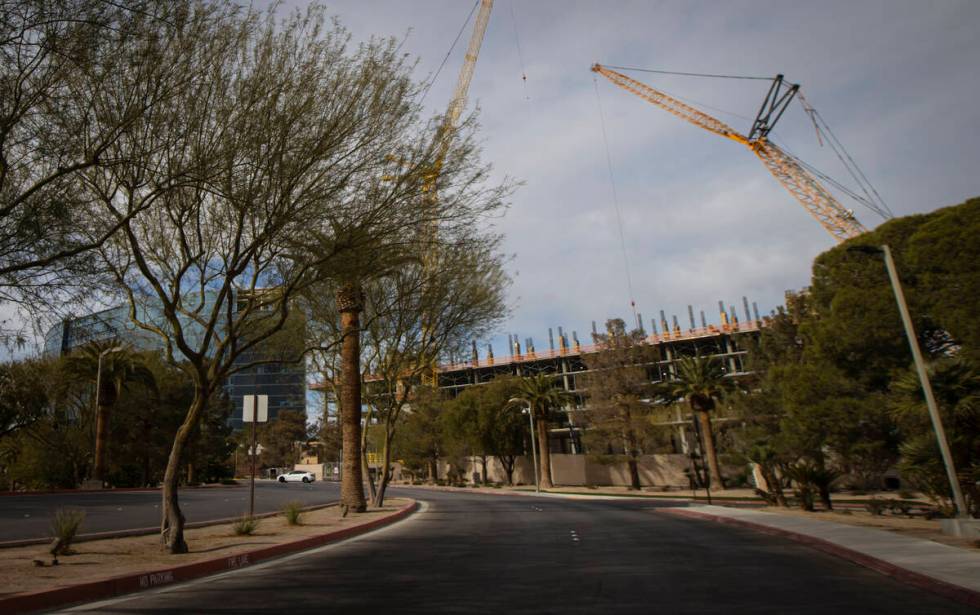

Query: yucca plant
[785,461,818,512]
[283,501,303,526]
[50,508,85,556]
[232,515,259,536]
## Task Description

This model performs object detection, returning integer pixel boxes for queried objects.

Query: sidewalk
[0,499,417,614]
[664,504,980,608]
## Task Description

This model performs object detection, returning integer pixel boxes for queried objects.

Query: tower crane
[426,0,494,196]
[591,64,867,242]
[419,0,493,385]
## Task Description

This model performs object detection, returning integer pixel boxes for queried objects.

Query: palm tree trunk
[536,417,553,489]
[93,401,112,482]
[337,283,367,513]
[697,410,725,490]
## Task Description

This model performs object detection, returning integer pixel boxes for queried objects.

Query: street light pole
[509,397,540,493]
[525,407,540,493]
[879,245,968,518]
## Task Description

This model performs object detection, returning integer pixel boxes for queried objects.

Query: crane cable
[593,76,639,327]
[419,0,481,107]
[508,0,530,100]
[797,93,892,219]
[608,64,893,221]
[604,65,772,81]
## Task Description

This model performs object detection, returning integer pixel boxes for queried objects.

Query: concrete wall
[430,454,690,488]
[294,463,325,481]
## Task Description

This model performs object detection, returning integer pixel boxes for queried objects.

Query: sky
[10,1,980,362]
[281,0,980,360]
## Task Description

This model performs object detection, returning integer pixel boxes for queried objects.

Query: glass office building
[43,293,306,428]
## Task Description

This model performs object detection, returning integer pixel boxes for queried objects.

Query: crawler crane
[591,64,870,242]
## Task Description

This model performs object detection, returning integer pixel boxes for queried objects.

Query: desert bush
[49,508,85,555]
[233,515,259,536]
[283,501,303,526]
[865,498,888,516]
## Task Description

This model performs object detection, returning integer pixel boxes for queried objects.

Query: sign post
[242,394,269,518]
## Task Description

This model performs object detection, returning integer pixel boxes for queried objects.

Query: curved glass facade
[43,294,306,428]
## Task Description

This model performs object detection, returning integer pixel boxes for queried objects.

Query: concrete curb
[0,483,245,497]
[0,500,418,614]
[0,501,339,549]
[397,485,883,510]
[661,507,980,609]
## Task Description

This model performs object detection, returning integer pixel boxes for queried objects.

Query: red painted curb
[0,501,339,549]
[0,500,418,614]
[662,508,980,609]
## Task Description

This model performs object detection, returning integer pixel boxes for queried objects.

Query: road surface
[0,480,338,542]
[60,487,974,614]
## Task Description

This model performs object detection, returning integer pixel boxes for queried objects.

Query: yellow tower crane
[419,0,493,386]
[426,0,494,196]
[591,64,867,242]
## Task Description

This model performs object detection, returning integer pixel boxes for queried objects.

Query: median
[0,498,416,614]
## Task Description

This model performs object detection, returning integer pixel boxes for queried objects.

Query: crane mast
[591,64,867,242]
[420,0,493,385]
[427,0,494,193]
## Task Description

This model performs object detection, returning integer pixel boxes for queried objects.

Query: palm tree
[517,374,570,489]
[664,356,736,490]
[64,341,156,484]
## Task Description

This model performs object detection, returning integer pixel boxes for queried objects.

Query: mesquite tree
[360,236,510,506]
[88,4,451,553]
[301,113,510,511]
[581,319,660,490]
[0,1,210,344]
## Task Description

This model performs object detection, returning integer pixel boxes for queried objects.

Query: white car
[278,470,315,484]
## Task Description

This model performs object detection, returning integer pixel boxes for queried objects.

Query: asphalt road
[60,488,974,614]
[0,480,339,542]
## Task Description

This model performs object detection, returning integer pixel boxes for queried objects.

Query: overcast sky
[17,1,980,361]
[300,0,979,359]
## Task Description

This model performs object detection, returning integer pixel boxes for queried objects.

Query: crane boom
[445,0,494,133]
[429,0,494,188]
[591,63,867,242]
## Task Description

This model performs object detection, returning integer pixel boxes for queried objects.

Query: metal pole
[527,407,540,493]
[881,245,968,518]
[249,418,257,519]
[92,353,104,486]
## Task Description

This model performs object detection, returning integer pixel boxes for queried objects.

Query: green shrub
[233,515,259,535]
[889,500,913,517]
[283,501,303,526]
[897,489,916,500]
[50,508,85,555]
[220,478,239,486]
[865,498,888,516]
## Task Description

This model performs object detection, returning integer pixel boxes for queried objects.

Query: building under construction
[434,298,766,456]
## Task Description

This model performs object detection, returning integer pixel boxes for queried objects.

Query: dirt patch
[756,506,979,552]
[0,498,410,599]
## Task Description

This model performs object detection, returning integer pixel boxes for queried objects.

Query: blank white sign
[242,394,269,423]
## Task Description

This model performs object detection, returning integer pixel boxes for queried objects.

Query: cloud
[244,0,980,357]
[10,0,980,360]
